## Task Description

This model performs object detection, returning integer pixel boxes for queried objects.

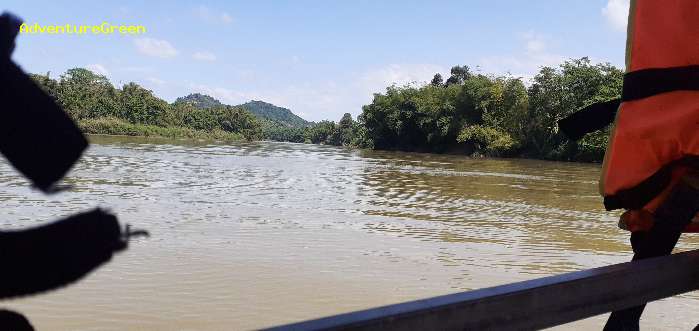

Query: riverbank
[32,59,621,164]
[78,117,245,142]
[80,123,605,165]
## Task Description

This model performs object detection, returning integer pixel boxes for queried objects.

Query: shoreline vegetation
[31,57,622,163]
[79,117,245,142]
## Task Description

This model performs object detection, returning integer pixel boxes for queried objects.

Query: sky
[5,0,630,122]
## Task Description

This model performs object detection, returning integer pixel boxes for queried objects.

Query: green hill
[173,93,223,109]
[240,100,310,127]
[173,94,309,127]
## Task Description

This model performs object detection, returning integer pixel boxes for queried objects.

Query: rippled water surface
[3,136,698,330]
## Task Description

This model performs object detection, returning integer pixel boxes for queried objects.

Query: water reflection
[0,135,696,330]
[356,150,628,267]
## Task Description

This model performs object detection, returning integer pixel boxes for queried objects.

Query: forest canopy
[31,57,622,162]
[358,57,623,162]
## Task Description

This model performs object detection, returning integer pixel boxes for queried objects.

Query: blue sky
[5,0,629,121]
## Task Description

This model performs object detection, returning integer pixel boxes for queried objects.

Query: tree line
[354,57,623,162]
[268,57,622,162]
[31,58,623,162]
[31,68,263,141]
[30,67,365,146]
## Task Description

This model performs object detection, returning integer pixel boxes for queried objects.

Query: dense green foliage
[31,58,624,163]
[358,58,623,161]
[31,69,263,141]
[173,95,313,137]
[259,113,363,147]
[173,93,223,109]
[240,100,311,127]
[30,68,356,146]
[78,117,244,141]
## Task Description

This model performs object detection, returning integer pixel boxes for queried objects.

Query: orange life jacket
[600,0,699,213]
[559,0,699,232]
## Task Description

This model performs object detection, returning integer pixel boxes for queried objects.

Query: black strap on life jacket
[622,65,699,101]
[557,65,699,210]
[603,156,699,211]
[558,65,699,141]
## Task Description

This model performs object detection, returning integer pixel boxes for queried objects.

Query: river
[2,135,697,330]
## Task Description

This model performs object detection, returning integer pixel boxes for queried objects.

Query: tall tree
[58,68,119,119]
[445,65,471,86]
[119,82,168,125]
[430,73,443,86]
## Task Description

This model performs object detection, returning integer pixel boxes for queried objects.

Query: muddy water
[2,135,697,330]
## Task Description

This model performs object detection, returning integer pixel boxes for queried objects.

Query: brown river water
[1,135,698,330]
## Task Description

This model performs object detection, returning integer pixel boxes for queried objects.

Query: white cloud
[134,38,178,58]
[478,31,564,82]
[195,5,210,19]
[192,51,217,62]
[360,63,445,97]
[221,12,233,24]
[186,81,346,121]
[147,77,166,86]
[523,32,546,54]
[121,66,154,73]
[602,0,630,31]
[188,83,249,105]
[186,63,447,121]
[86,63,109,76]
[196,5,233,25]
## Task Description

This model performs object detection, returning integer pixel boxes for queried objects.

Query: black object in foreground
[0,209,149,299]
[0,310,33,331]
[0,12,88,193]
[0,11,150,329]
[558,98,621,141]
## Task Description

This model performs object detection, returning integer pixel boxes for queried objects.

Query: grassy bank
[78,117,245,142]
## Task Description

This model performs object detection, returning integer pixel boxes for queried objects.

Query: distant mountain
[240,100,310,127]
[173,93,223,109]
[173,94,310,127]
